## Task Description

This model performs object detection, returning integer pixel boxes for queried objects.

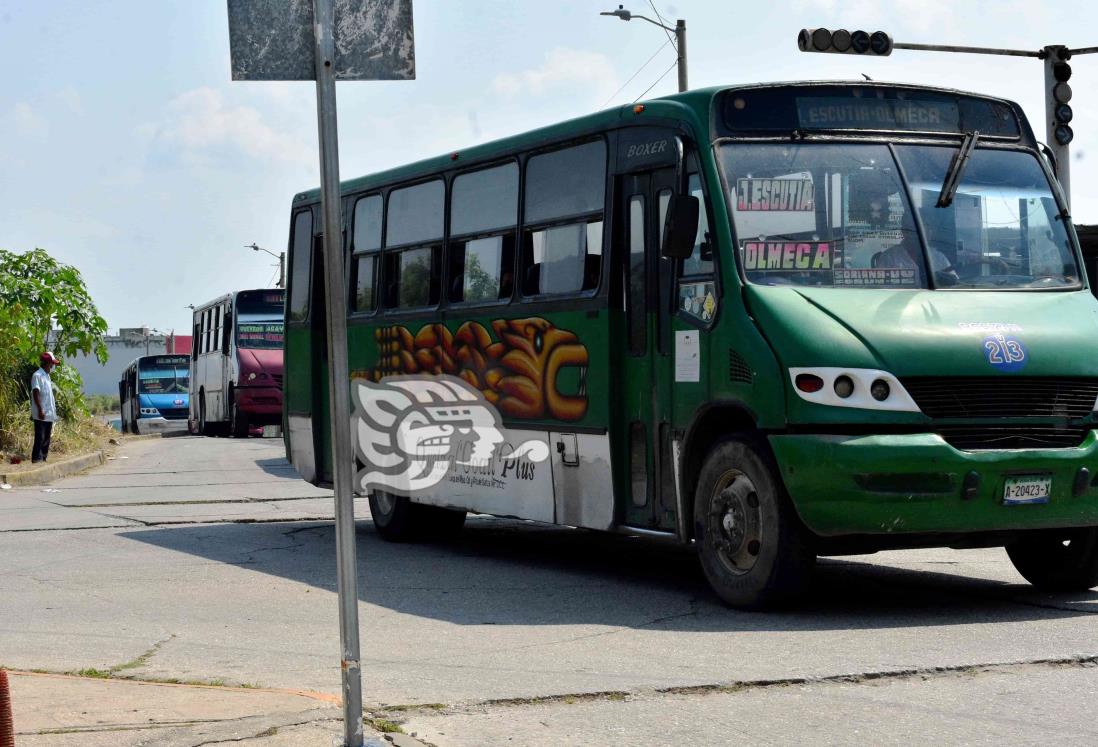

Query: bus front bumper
[235,386,283,417]
[138,416,189,434]
[769,431,1098,536]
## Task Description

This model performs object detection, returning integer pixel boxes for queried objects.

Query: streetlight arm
[600,9,676,34]
[247,242,280,260]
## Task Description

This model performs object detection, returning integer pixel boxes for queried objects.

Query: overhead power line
[602,37,672,108]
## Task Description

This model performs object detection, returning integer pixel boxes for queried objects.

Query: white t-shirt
[30,367,58,422]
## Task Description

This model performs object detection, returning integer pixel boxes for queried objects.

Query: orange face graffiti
[369,317,589,421]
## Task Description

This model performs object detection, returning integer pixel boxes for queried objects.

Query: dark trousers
[32,418,54,463]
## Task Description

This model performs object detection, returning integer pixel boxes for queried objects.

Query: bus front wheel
[694,438,815,609]
[1006,528,1098,591]
[369,490,466,542]
[230,392,249,438]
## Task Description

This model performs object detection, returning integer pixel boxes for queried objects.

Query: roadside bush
[0,247,109,457]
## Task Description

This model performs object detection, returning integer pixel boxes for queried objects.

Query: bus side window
[677,158,717,323]
[521,140,607,296]
[449,162,518,304]
[288,210,314,322]
[384,180,444,309]
[351,194,382,313]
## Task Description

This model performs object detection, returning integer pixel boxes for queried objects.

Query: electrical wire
[633,59,678,103]
[601,38,671,108]
[647,0,676,49]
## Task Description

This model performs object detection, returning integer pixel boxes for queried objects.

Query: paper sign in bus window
[742,242,831,271]
[736,178,814,212]
[834,268,918,287]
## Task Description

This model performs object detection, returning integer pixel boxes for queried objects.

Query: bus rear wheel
[694,438,815,609]
[369,490,466,542]
[1006,528,1098,591]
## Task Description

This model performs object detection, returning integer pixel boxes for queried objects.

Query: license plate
[1002,474,1052,505]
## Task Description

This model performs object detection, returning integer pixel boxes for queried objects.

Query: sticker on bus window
[833,268,918,287]
[736,178,814,212]
[741,242,831,271]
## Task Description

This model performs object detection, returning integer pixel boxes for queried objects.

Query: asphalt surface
[2,435,1097,745]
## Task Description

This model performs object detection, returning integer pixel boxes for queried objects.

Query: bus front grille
[157,407,188,420]
[902,377,1098,419]
[936,425,1090,451]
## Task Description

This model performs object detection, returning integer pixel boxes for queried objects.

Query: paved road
[2,435,1097,745]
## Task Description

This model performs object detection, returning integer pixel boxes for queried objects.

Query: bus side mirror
[661,194,699,260]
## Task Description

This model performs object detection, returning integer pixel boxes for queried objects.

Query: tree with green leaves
[0,248,108,422]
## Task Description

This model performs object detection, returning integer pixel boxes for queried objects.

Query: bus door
[618,163,679,530]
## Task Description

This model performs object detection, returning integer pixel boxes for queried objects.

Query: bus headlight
[788,368,921,412]
[139,407,161,416]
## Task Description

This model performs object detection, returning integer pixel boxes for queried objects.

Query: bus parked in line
[119,355,190,434]
[283,81,1098,608]
[188,289,284,437]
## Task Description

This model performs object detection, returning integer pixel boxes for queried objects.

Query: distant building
[53,328,191,396]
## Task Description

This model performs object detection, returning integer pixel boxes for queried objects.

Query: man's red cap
[40,351,60,365]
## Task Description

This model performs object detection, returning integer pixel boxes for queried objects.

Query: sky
[4,0,1098,334]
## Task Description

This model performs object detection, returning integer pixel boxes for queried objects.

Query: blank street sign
[227,0,415,81]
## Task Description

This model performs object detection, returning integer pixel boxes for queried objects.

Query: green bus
[284,81,1098,608]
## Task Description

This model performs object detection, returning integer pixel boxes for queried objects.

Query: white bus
[188,288,285,437]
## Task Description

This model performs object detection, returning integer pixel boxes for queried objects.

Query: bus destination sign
[796,97,959,132]
[720,86,1022,139]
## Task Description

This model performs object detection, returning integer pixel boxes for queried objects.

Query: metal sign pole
[312,0,364,744]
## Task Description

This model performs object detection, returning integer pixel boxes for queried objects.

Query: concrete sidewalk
[6,670,406,746]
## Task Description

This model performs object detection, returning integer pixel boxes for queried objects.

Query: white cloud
[56,86,84,116]
[7,101,46,136]
[153,87,312,167]
[492,47,618,100]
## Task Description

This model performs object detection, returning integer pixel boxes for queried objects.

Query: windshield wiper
[936,130,980,208]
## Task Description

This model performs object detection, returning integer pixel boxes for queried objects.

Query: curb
[0,450,106,486]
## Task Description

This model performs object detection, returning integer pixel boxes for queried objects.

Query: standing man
[30,351,60,463]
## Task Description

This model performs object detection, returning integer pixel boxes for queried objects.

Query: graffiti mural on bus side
[366,317,589,421]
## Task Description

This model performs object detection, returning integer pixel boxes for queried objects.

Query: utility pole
[601,5,688,92]
[797,27,1098,207]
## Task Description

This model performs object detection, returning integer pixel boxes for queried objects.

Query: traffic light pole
[798,30,1098,207]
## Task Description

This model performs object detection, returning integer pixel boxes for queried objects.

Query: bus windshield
[138,364,189,394]
[237,319,284,350]
[722,143,1080,290]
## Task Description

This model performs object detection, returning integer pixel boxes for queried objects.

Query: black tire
[1006,528,1098,591]
[693,437,815,609]
[199,395,210,436]
[369,490,466,542]
[230,392,249,438]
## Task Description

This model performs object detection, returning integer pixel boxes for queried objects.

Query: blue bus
[119,355,191,434]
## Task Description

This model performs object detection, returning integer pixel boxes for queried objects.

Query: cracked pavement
[2,435,1098,744]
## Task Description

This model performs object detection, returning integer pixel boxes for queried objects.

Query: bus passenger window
[521,139,607,297]
[449,162,518,304]
[450,235,515,303]
[351,194,382,313]
[288,210,313,322]
[353,255,377,312]
[385,246,441,309]
[523,221,602,296]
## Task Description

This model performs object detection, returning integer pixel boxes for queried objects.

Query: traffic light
[797,28,893,56]
[1049,47,1073,145]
